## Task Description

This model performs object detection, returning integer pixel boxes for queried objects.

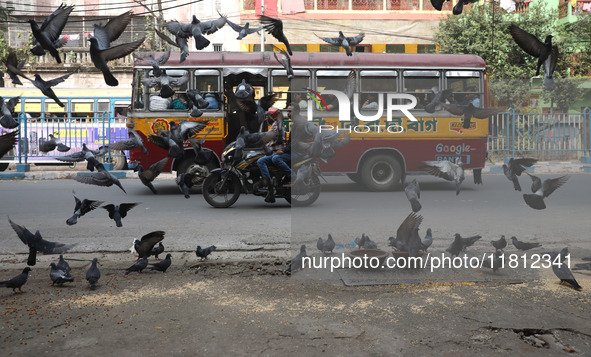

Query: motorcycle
[202,142,322,208]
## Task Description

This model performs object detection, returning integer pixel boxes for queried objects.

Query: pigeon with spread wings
[273,46,294,81]
[26,73,73,108]
[0,96,21,129]
[141,69,189,98]
[190,14,227,50]
[134,157,169,194]
[39,134,70,153]
[0,130,18,159]
[3,50,31,85]
[109,129,148,155]
[227,19,261,40]
[155,28,190,63]
[260,15,292,56]
[440,102,503,129]
[522,173,569,210]
[27,4,74,63]
[134,231,165,259]
[102,203,140,227]
[422,158,465,195]
[133,50,171,77]
[316,31,364,56]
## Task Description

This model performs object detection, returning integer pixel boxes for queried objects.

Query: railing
[0,114,129,167]
[244,0,452,11]
[488,108,591,161]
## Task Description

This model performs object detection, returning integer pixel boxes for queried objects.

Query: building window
[213,44,223,52]
[386,44,405,53]
[320,44,341,52]
[417,44,437,54]
[252,44,274,52]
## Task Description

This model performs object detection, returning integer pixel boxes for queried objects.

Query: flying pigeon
[134,231,165,259]
[509,24,559,90]
[0,96,21,129]
[286,244,307,273]
[66,193,104,226]
[0,267,32,293]
[149,253,172,273]
[102,203,140,227]
[511,236,541,251]
[155,28,190,63]
[260,15,292,55]
[422,158,465,195]
[108,129,149,155]
[503,158,538,191]
[189,14,227,50]
[125,257,148,275]
[9,217,77,264]
[141,69,189,98]
[133,50,171,77]
[27,4,74,63]
[0,130,19,159]
[316,31,365,56]
[74,156,127,193]
[176,172,196,199]
[3,50,31,85]
[39,134,70,153]
[135,156,169,194]
[424,87,453,113]
[26,73,73,107]
[49,263,74,286]
[404,178,421,213]
[522,173,569,210]
[440,102,503,129]
[196,245,217,261]
[273,46,294,81]
[226,19,261,40]
[86,258,101,290]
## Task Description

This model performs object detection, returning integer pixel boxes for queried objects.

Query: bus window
[316,70,356,111]
[445,71,482,107]
[271,69,310,109]
[194,69,222,110]
[133,69,146,110]
[403,70,440,110]
[360,70,398,110]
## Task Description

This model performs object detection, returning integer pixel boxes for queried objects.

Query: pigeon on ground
[356,233,378,249]
[509,24,558,90]
[317,237,325,253]
[66,193,104,226]
[0,267,32,293]
[392,212,423,254]
[316,31,364,56]
[155,28,190,63]
[1,96,21,129]
[49,263,74,286]
[125,257,148,275]
[102,203,140,227]
[133,50,171,77]
[550,248,582,291]
[134,157,169,194]
[511,236,542,251]
[422,158,464,195]
[446,234,464,257]
[523,173,569,210]
[39,134,70,153]
[317,234,336,254]
[9,217,77,265]
[273,46,294,81]
[491,235,507,251]
[503,158,538,191]
[86,258,101,290]
[459,233,482,251]
[56,255,71,277]
[481,250,504,272]
[108,129,148,155]
[404,178,421,212]
[260,15,292,55]
[440,103,503,129]
[3,50,31,85]
[149,242,165,259]
[421,228,433,252]
[424,87,453,113]
[89,11,144,86]
[189,14,227,50]
[0,130,19,159]
[74,157,127,193]
[176,172,196,199]
[27,4,74,63]
[26,73,73,107]
[227,19,261,40]
[286,245,307,273]
[134,231,165,259]
[196,245,217,261]
[149,253,172,273]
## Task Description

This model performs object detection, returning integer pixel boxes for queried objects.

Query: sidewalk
[1,160,589,180]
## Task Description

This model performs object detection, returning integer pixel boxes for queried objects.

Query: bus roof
[134,51,486,69]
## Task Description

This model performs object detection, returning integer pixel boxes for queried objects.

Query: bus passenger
[361,93,378,110]
[204,93,219,109]
[293,93,307,110]
[170,94,187,110]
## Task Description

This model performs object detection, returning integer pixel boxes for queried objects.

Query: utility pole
[260,0,265,52]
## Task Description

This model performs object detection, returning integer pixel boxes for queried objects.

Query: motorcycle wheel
[202,171,241,208]
[290,176,321,207]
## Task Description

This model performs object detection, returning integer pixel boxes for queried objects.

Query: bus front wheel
[360,154,402,192]
[176,156,218,193]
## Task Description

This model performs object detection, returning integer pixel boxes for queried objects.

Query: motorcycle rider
[257,107,286,203]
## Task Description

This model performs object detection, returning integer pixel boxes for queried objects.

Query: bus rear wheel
[361,154,402,192]
[103,150,128,170]
[0,163,8,172]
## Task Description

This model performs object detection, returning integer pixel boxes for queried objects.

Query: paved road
[1,173,590,258]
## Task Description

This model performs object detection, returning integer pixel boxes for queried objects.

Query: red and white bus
[128,51,488,191]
